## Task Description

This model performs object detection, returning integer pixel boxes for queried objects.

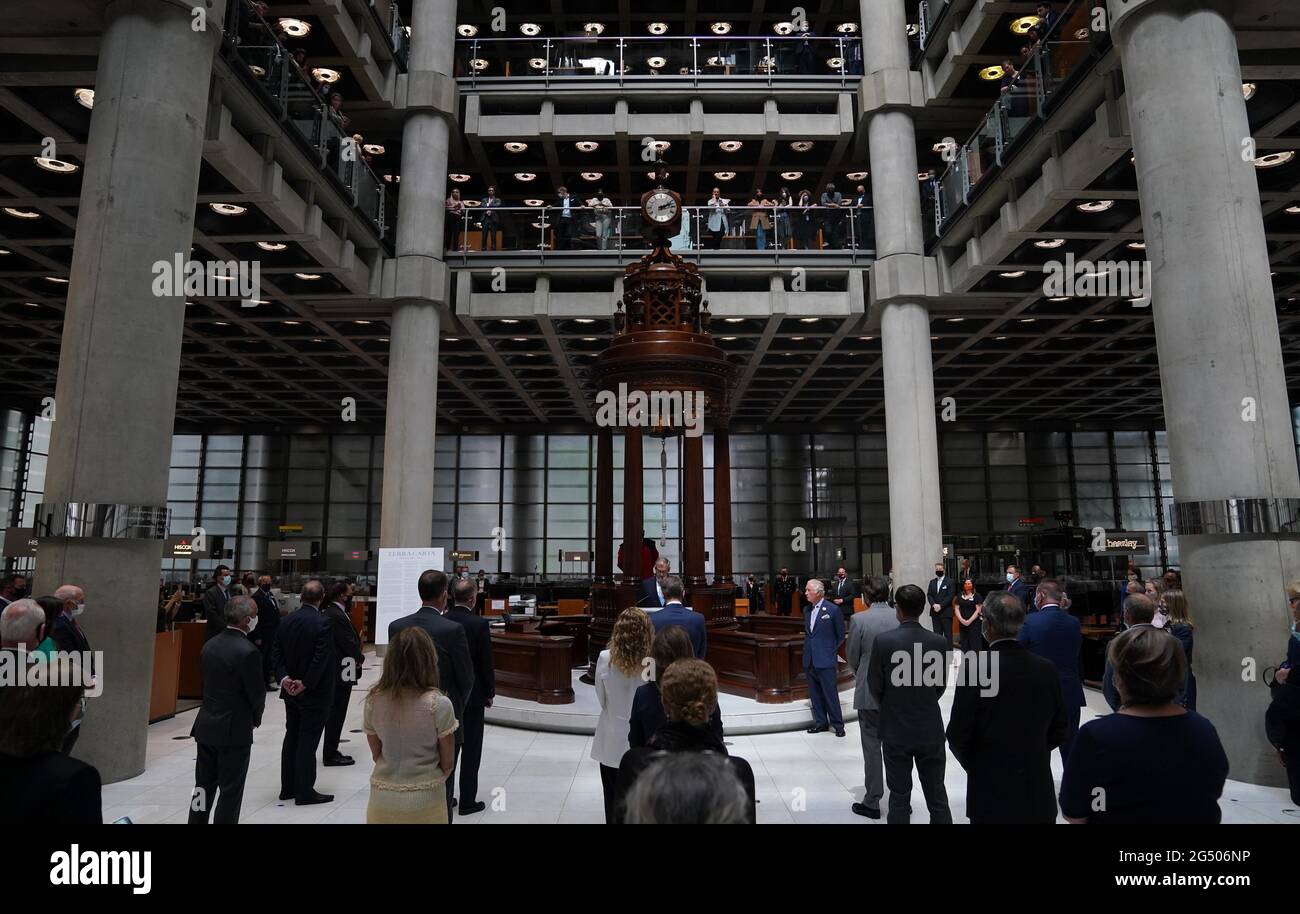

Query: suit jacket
[1017,604,1084,707]
[202,584,230,642]
[772,575,797,612]
[271,603,336,710]
[868,619,948,745]
[628,680,723,749]
[251,587,280,648]
[51,613,91,656]
[323,601,364,686]
[639,577,665,608]
[946,640,1068,823]
[802,598,845,669]
[191,628,266,747]
[388,606,475,738]
[1006,577,1031,606]
[845,602,900,710]
[927,575,956,619]
[446,603,496,707]
[0,751,102,825]
[650,602,707,660]
[828,577,857,615]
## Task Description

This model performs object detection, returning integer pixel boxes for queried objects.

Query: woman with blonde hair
[1162,588,1196,710]
[591,606,653,823]
[362,626,457,823]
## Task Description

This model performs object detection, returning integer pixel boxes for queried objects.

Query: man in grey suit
[845,575,899,819]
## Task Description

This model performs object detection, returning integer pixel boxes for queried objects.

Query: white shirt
[809,598,829,631]
[591,649,644,767]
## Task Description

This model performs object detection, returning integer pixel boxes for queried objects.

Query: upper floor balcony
[454,34,864,91]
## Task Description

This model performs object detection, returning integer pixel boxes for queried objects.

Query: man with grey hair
[946,591,1068,823]
[640,556,672,608]
[845,575,899,818]
[803,578,846,736]
[650,575,707,659]
[0,598,46,649]
[189,594,265,824]
[1101,593,1183,711]
[446,576,496,815]
[50,584,91,753]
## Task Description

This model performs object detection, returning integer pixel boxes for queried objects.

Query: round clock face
[646,191,678,223]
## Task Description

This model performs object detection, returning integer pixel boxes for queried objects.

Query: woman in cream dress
[363,626,458,824]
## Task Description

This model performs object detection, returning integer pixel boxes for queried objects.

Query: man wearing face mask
[1017,580,1083,763]
[1005,564,1030,606]
[188,595,265,824]
[202,564,234,642]
[0,574,28,608]
[251,575,281,689]
[927,562,956,650]
[50,584,91,754]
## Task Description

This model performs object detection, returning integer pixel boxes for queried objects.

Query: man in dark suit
[946,590,1068,824]
[1005,564,1031,606]
[321,579,364,767]
[803,579,846,737]
[271,579,336,805]
[851,184,873,250]
[189,595,266,824]
[927,561,956,649]
[202,564,234,642]
[867,583,952,824]
[250,575,280,688]
[773,567,797,616]
[828,567,857,626]
[639,557,671,608]
[50,584,91,755]
[446,577,495,816]
[1017,579,1084,763]
[389,569,475,822]
[552,186,576,249]
[649,576,707,660]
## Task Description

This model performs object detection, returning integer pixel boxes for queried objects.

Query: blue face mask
[1006,572,1014,583]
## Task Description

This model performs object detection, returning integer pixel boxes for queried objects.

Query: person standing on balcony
[794,189,814,249]
[820,182,844,248]
[775,187,793,249]
[553,186,576,249]
[445,188,465,252]
[481,186,501,251]
[747,190,773,250]
[706,188,728,249]
[852,184,873,250]
[590,188,613,250]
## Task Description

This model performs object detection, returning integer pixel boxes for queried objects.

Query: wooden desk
[177,620,207,699]
[539,614,590,669]
[150,631,182,722]
[491,623,575,704]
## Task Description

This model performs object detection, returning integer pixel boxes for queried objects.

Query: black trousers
[323,679,352,758]
[458,700,486,806]
[931,611,954,649]
[252,635,274,684]
[883,740,952,824]
[281,700,329,801]
[600,763,619,824]
[1059,701,1081,766]
[189,743,251,824]
[1285,742,1300,806]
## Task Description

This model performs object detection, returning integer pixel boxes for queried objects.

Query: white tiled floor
[107,650,1300,824]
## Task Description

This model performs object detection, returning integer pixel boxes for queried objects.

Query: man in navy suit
[446,577,496,816]
[1005,564,1031,606]
[271,579,337,805]
[639,557,671,608]
[1017,579,1084,762]
[649,576,706,660]
[802,579,846,736]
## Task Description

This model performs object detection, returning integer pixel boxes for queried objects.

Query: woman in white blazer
[592,606,654,823]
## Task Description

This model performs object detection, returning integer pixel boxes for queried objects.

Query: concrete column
[379,0,457,550]
[1110,0,1300,786]
[31,0,227,783]
[860,0,944,610]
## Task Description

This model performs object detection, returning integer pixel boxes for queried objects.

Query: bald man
[0,598,46,649]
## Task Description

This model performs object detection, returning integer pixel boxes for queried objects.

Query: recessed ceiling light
[906,23,920,36]
[646,140,671,153]
[528,57,547,70]
[500,318,519,324]
[1242,82,1257,100]
[1254,151,1296,169]
[457,24,478,37]
[582,337,598,342]
[1019,318,1035,323]
[580,171,603,181]
[353,319,371,326]
[837,23,859,34]
[846,171,868,181]
[1010,15,1042,34]
[791,336,805,341]
[210,203,247,216]
[781,171,803,180]
[512,337,528,342]
[576,318,595,324]
[584,22,605,34]
[448,174,470,183]
[1077,199,1115,213]
[74,87,94,109]
[1049,296,1069,302]
[470,58,489,71]
[719,140,743,152]
[523,198,544,207]
[648,22,668,35]
[1034,238,1066,249]
[576,141,599,152]
[790,141,813,152]
[247,299,269,305]
[978,65,1005,81]
[311,67,340,84]
[32,156,80,174]
[278,18,310,37]
[504,141,528,153]
[24,301,39,307]
[1127,241,1147,250]
[295,273,322,280]
[826,57,845,69]
[859,336,873,341]
[363,143,385,155]
[647,56,667,68]
[45,276,68,283]
[0,249,9,255]
[799,317,819,323]
[1074,27,1090,39]
[514,172,536,181]
[443,337,460,343]
[714,171,736,180]
[283,320,301,326]
[710,22,732,35]
[946,318,964,323]
[4,207,41,219]
[257,241,288,251]
[774,22,794,35]
[996,336,1008,341]
[1091,318,1106,323]
[721,336,736,341]
[724,317,744,323]
[248,64,266,77]
[519,23,541,36]
[1285,204,1300,214]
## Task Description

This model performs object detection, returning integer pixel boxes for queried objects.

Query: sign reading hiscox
[595,383,705,438]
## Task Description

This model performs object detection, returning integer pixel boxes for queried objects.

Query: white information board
[376,547,444,645]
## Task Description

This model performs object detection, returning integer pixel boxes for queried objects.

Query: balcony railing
[221,3,390,239]
[932,0,1109,231]
[455,35,863,87]
[443,204,874,262]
